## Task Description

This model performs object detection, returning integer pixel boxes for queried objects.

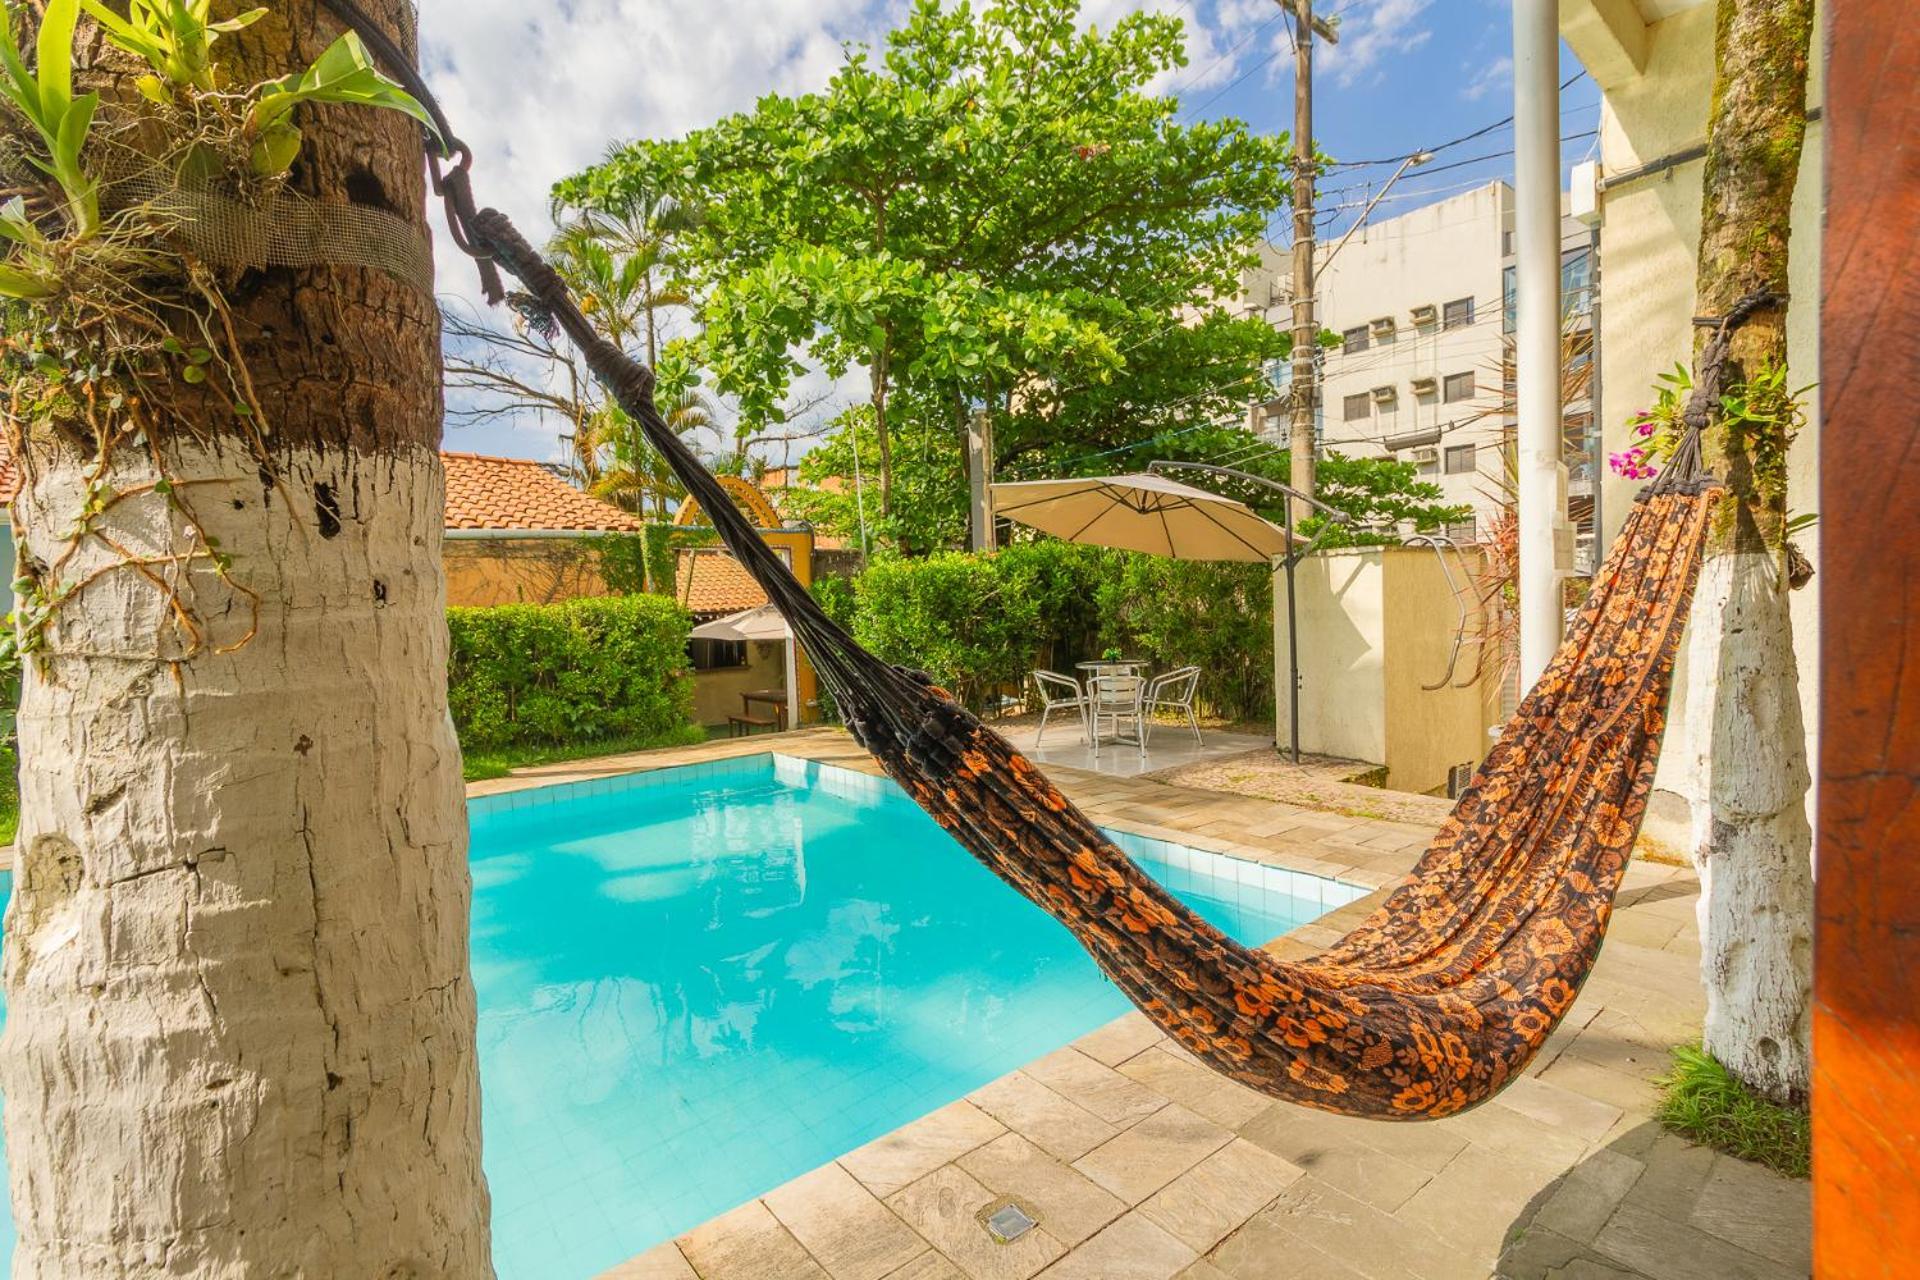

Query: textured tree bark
[2,2,493,1274]
[1680,0,1816,1103]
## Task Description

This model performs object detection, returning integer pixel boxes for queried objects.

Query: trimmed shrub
[851,552,1042,711]
[447,594,696,749]
[1094,554,1273,722]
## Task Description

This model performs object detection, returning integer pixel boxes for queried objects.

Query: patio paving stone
[762,1162,931,1280]
[676,1199,831,1280]
[841,1100,1008,1197]
[1070,1011,1165,1067]
[968,1071,1119,1162]
[1138,1137,1304,1252]
[1020,1047,1169,1128]
[1116,1045,1272,1130]
[1072,1103,1235,1205]
[885,1166,1067,1280]
[956,1134,1126,1247]
[1033,1212,1198,1280]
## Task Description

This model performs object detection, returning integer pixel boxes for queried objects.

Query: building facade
[1241,182,1595,560]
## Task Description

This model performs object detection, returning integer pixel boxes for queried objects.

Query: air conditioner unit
[1412,446,1439,463]
[1410,304,1438,327]
[1410,377,1438,397]
[1370,386,1397,404]
[1447,762,1476,799]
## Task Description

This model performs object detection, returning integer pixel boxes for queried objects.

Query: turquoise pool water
[0,754,1364,1277]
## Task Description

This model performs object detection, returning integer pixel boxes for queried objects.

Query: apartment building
[1242,182,1595,562]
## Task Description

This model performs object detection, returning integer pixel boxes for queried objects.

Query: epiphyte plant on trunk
[0,0,431,667]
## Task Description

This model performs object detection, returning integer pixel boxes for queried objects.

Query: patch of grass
[0,738,15,847]
[1654,1043,1810,1179]
[461,724,710,783]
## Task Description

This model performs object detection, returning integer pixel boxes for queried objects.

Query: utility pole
[1281,0,1338,526]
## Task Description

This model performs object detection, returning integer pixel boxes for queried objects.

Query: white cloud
[1458,54,1512,102]
[1318,0,1434,89]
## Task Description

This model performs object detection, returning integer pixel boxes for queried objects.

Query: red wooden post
[1814,0,1920,1271]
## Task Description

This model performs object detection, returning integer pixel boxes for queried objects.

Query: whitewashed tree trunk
[1681,550,1814,1102]
[3,441,491,1276]
[1,3,492,1272]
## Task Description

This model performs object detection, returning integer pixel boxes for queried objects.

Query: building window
[1446,518,1478,543]
[689,637,748,670]
[1341,325,1370,353]
[1369,317,1396,345]
[1342,392,1371,421]
[1443,296,1475,330]
[1443,444,1477,474]
[1443,371,1475,403]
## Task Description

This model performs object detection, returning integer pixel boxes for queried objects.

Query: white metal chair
[1144,666,1203,746]
[1088,673,1147,758]
[1030,670,1088,747]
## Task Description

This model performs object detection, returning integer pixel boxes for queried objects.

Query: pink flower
[1637,421,1655,437]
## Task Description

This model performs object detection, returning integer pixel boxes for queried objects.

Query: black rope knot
[1648,287,1785,495]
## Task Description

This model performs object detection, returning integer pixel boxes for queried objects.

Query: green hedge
[447,595,697,749]
[837,542,1273,722]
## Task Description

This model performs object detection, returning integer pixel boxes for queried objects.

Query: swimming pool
[0,754,1364,1277]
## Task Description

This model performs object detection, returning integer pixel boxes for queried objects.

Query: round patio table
[1076,659,1146,676]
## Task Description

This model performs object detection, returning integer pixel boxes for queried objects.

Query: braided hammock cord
[304,0,1754,1118]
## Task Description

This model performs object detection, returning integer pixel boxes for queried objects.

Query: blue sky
[421,0,1601,462]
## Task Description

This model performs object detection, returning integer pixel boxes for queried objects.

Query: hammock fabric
[464,213,1747,1120]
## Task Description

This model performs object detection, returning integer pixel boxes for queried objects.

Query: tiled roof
[442,452,641,532]
[676,550,768,616]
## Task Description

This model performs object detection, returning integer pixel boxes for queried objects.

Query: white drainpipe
[1512,0,1565,688]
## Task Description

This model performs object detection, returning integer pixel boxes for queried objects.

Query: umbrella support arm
[1147,461,1349,765]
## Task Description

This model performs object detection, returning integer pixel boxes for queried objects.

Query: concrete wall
[443,537,620,608]
[1275,545,1500,795]
[1563,0,1824,799]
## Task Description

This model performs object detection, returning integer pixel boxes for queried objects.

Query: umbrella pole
[1284,505,1301,764]
[785,637,800,729]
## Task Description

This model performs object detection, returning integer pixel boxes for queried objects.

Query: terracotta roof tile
[442,452,641,532]
[675,550,768,616]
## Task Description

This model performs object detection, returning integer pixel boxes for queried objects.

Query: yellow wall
[1562,0,1824,792]
[1275,546,1500,795]
[444,537,620,608]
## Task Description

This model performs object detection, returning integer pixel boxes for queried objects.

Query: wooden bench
[726,713,779,737]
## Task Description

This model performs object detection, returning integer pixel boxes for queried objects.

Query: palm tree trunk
[1,4,493,1274]
[1679,0,1816,1104]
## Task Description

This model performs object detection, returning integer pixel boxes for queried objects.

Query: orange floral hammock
[468,212,1725,1121]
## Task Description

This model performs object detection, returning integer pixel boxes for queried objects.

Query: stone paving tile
[1527,1146,1648,1245]
[1117,1045,1272,1131]
[677,1199,832,1280]
[1397,1142,1579,1265]
[1493,1073,1627,1144]
[1073,1103,1235,1205]
[1034,1213,1198,1280]
[1071,1013,1165,1067]
[1203,1206,1375,1280]
[763,1162,930,1280]
[883,1254,967,1280]
[1237,1106,1439,1212]
[1139,1138,1305,1252]
[1591,1202,1804,1280]
[1687,1155,1813,1272]
[1617,1133,1717,1223]
[1495,1224,1629,1279]
[1021,1047,1169,1128]
[886,1166,1067,1280]
[1231,1177,1487,1280]
[1173,1263,1236,1280]
[969,1071,1119,1162]
[1239,1097,1471,1176]
[842,1101,1008,1197]
[957,1134,1126,1247]
[597,1241,697,1279]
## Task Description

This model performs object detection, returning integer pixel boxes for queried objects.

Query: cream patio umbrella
[691,604,799,729]
[988,472,1295,563]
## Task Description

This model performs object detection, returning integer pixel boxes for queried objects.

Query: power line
[1322,70,1590,169]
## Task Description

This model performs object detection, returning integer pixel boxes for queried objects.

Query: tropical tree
[586,388,718,518]
[562,0,1294,531]
[0,1,489,1271]
[1673,0,1817,1103]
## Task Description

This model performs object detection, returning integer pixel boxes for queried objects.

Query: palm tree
[3,4,490,1273]
[549,183,700,368]
[584,387,717,519]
